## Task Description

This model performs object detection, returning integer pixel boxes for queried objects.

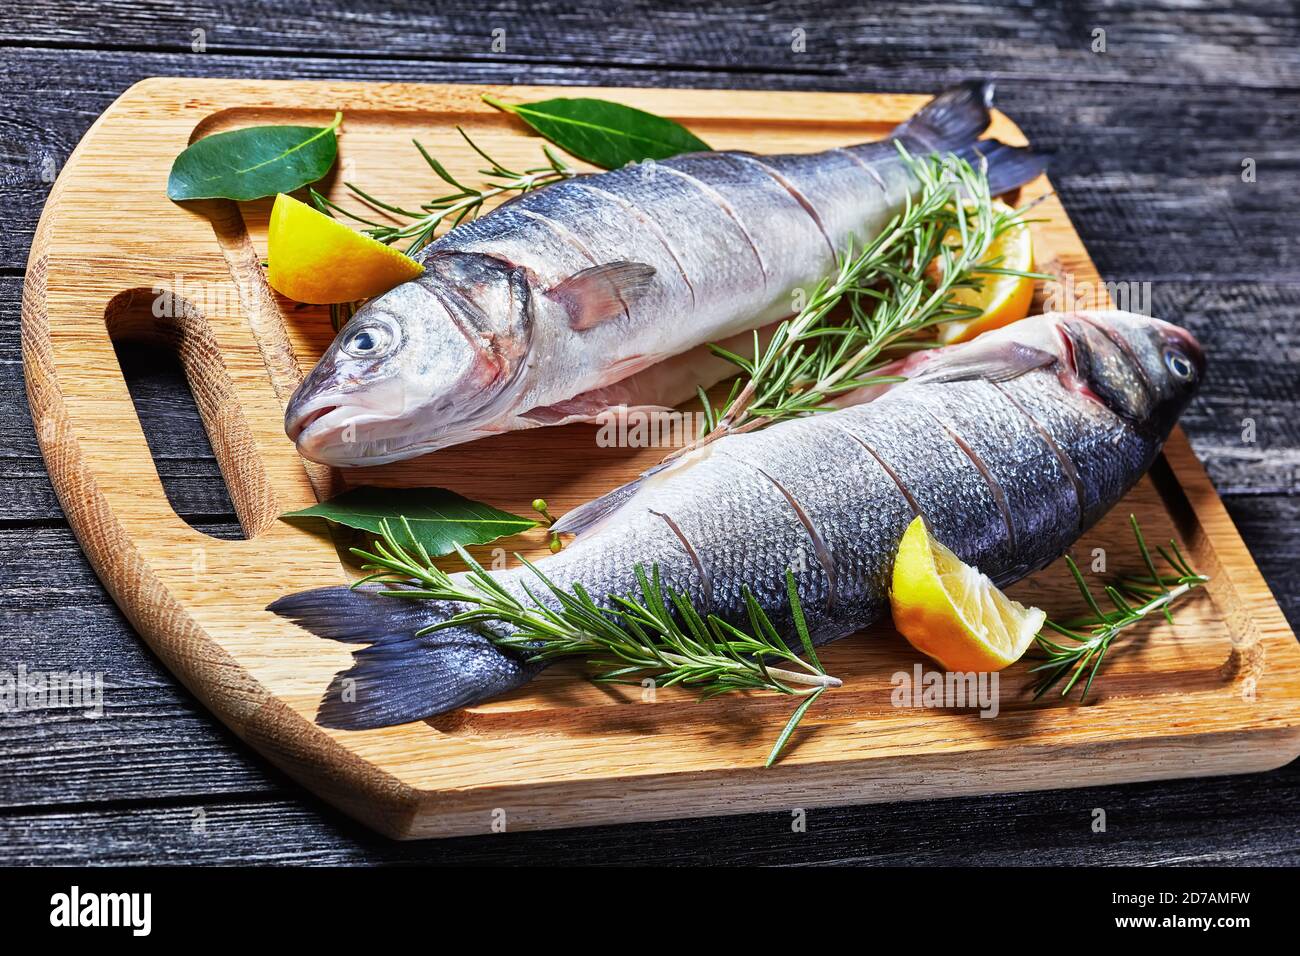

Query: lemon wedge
[890,516,1045,670]
[936,199,1035,345]
[266,193,423,304]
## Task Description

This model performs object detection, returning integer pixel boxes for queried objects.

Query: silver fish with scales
[271,311,1205,729]
[285,81,1045,464]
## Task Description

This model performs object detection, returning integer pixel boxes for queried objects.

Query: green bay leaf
[282,485,537,557]
[168,113,342,201]
[482,95,710,169]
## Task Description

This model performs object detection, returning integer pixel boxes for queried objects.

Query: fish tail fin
[268,586,538,729]
[954,139,1049,195]
[891,82,1050,194]
[892,80,995,152]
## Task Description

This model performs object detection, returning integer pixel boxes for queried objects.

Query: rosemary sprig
[352,517,839,767]
[310,130,576,330]
[676,146,1048,458]
[312,128,576,257]
[1031,516,1209,702]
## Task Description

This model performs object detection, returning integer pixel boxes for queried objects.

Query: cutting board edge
[390,723,1300,840]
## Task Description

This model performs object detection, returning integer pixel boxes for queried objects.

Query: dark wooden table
[2,0,1298,865]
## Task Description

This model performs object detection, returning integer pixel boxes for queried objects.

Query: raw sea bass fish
[271,310,1205,729]
[285,81,1046,465]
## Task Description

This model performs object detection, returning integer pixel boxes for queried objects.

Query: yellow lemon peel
[890,516,1045,671]
[267,193,423,304]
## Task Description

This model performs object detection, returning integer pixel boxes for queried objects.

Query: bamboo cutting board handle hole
[104,288,279,540]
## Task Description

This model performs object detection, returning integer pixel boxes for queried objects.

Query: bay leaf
[282,485,537,556]
[482,95,710,169]
[168,113,342,201]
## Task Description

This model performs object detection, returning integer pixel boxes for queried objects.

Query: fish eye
[1163,347,1195,382]
[341,320,396,359]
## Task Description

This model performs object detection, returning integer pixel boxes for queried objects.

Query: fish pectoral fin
[518,398,673,427]
[545,261,656,330]
[908,340,1057,386]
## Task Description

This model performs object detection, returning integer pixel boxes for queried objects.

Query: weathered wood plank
[1223,494,1300,629]
[1152,282,1300,496]
[0,681,286,808]
[4,0,1299,89]
[2,761,1296,864]
[0,523,285,809]
[1,47,1297,277]
[2,0,1297,860]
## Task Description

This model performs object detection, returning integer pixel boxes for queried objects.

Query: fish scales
[749,143,914,250]
[517,316,1194,635]
[425,146,903,422]
[903,379,1082,581]
[519,182,691,320]
[659,152,838,293]
[573,165,768,306]
[994,375,1153,529]
[436,207,594,287]
[496,370,1068,638]
[826,396,1018,576]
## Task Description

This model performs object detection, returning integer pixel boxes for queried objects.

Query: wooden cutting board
[22,78,1300,840]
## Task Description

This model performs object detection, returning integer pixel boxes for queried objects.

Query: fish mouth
[285,372,423,463]
[285,379,518,465]
[291,405,387,464]
[290,402,499,466]
[287,386,414,464]
[286,404,338,443]
[296,425,493,467]
[286,362,529,465]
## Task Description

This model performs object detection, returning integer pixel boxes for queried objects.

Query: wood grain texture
[2,759,1297,865]
[2,0,1298,863]
[19,76,1300,840]
[5,0,1299,89]
[2,48,1297,280]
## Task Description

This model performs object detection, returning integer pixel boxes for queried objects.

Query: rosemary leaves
[1031,516,1210,701]
[310,127,576,257]
[681,146,1048,458]
[351,518,838,767]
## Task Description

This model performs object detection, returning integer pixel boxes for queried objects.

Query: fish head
[285,252,533,465]
[1058,310,1205,435]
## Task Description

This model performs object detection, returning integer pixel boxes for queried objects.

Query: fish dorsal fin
[550,444,717,539]
[909,340,1057,386]
[550,456,684,538]
[549,469,655,537]
[545,261,656,331]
